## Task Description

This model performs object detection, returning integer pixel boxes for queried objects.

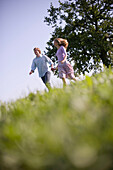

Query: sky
[0,0,64,102]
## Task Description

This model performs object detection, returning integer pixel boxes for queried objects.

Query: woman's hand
[60,60,65,64]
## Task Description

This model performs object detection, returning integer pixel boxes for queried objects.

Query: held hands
[51,65,58,72]
[51,67,56,71]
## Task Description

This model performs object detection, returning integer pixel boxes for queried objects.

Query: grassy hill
[0,68,113,170]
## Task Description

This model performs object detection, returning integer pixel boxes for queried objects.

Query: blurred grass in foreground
[0,68,113,170]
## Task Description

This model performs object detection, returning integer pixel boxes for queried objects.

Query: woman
[51,38,76,86]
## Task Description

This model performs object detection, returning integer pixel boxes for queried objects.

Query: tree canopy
[44,0,113,74]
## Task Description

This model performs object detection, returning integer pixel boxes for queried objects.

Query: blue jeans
[41,71,51,90]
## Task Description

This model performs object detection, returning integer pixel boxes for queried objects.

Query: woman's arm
[60,54,66,64]
[60,46,67,64]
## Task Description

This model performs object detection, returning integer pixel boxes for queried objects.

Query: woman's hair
[33,47,41,54]
[54,38,68,49]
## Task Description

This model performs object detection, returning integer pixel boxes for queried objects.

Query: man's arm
[45,55,53,66]
[29,59,36,75]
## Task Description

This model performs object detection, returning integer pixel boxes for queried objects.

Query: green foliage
[44,0,113,74]
[0,68,113,170]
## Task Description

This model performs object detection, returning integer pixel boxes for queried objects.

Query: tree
[44,0,113,74]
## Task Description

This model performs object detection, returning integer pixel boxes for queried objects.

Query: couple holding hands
[29,38,76,90]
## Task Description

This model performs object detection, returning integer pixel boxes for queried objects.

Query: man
[29,47,53,90]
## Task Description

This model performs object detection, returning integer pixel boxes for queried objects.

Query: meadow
[0,68,113,170]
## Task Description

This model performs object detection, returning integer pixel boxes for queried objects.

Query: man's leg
[41,71,51,91]
[44,71,51,90]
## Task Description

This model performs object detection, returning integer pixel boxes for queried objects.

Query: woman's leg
[72,77,77,81]
[64,61,77,82]
[68,73,77,82]
[62,77,66,87]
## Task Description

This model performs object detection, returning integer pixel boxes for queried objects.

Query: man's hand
[29,70,34,75]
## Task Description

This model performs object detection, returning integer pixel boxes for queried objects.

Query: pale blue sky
[0,0,63,102]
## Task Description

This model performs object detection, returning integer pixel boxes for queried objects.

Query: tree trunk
[100,50,111,68]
